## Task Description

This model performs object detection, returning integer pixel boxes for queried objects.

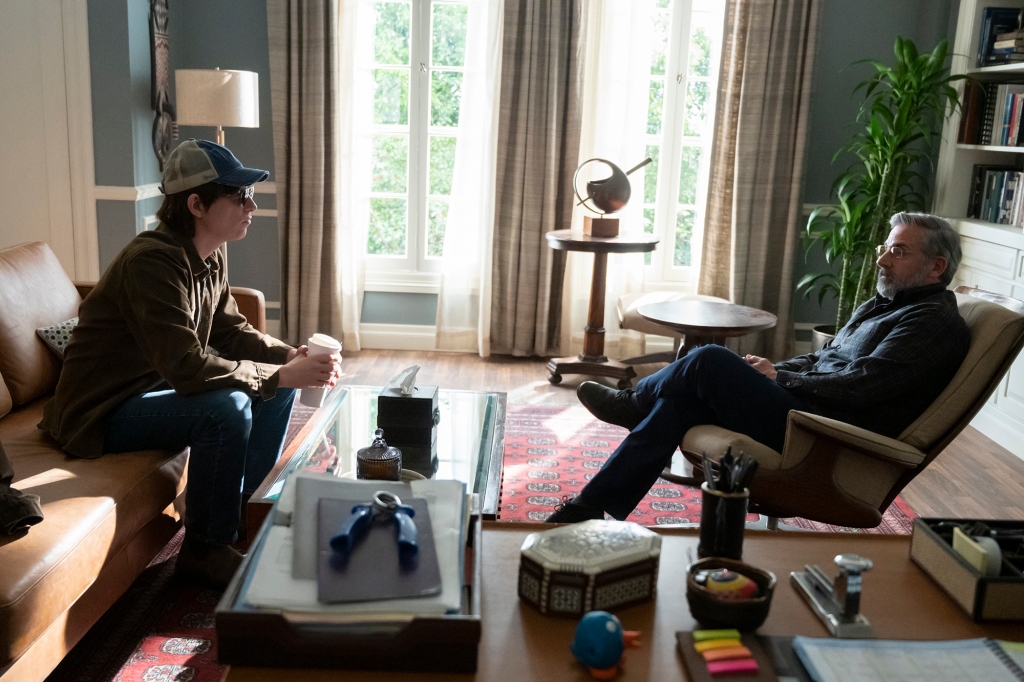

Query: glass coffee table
[247,385,507,536]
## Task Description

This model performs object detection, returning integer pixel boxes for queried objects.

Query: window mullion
[657,0,693,283]
[409,0,430,271]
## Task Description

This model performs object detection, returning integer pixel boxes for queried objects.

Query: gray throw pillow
[36,317,78,359]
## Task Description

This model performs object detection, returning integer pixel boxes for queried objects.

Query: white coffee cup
[298,333,342,408]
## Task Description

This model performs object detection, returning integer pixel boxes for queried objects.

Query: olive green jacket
[40,224,293,458]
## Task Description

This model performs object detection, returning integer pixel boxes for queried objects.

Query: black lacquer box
[377,384,440,477]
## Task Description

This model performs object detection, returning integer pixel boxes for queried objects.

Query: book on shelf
[958,79,987,144]
[995,38,1024,49]
[996,29,1024,41]
[968,165,1024,226]
[979,7,1023,67]
[981,83,998,145]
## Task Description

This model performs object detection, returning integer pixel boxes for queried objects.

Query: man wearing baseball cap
[41,140,341,588]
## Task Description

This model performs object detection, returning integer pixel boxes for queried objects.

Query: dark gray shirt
[774,283,970,438]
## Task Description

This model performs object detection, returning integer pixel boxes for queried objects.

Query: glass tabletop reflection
[261,385,505,519]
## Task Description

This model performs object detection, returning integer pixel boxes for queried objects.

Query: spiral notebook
[791,637,1024,682]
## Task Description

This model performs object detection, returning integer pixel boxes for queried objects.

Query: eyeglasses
[234,186,255,206]
[876,243,910,260]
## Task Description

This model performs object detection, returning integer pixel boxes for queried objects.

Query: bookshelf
[933,0,1024,459]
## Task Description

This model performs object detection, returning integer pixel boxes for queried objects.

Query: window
[364,0,468,273]
[642,0,725,283]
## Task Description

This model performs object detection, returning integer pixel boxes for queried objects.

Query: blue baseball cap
[160,139,269,194]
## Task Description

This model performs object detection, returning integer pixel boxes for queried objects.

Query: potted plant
[799,37,962,348]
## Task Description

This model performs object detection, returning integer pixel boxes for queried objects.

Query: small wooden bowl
[686,557,776,631]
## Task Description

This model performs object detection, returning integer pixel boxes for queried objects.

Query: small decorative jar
[518,520,661,617]
[356,429,402,481]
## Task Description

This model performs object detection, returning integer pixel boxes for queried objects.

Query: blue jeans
[104,386,297,544]
[578,345,811,520]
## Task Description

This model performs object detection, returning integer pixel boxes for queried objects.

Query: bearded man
[548,212,971,523]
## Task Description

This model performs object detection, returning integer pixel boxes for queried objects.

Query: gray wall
[795,0,958,328]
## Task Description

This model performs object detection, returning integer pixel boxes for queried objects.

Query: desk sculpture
[573,157,652,237]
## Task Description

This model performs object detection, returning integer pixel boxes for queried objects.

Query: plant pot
[811,325,836,353]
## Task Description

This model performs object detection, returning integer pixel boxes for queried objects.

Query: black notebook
[317,497,443,604]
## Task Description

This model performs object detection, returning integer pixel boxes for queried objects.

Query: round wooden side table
[637,300,777,360]
[545,229,659,388]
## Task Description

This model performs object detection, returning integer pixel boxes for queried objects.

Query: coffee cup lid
[309,333,341,349]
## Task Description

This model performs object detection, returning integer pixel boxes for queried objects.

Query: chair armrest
[746,411,926,528]
[231,286,267,334]
[782,411,926,469]
[73,281,97,300]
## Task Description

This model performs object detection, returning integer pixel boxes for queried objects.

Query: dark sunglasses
[232,185,255,206]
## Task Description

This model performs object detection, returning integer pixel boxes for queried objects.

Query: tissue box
[378,385,439,475]
[518,520,661,617]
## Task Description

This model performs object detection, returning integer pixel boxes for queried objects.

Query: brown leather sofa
[0,242,267,682]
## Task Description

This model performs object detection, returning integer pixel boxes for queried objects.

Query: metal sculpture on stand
[573,157,652,237]
[149,0,176,171]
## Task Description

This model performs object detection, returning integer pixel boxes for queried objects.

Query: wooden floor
[340,349,1024,520]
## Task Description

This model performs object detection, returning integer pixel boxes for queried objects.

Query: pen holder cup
[698,483,749,560]
[686,557,776,631]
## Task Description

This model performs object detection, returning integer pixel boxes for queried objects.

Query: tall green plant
[799,37,962,330]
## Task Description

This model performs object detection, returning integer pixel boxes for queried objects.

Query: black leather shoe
[577,381,645,431]
[175,534,244,590]
[546,496,605,523]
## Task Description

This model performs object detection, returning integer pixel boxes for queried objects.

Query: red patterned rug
[497,404,917,534]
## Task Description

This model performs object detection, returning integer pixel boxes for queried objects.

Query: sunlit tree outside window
[642,0,724,280]
[366,0,468,264]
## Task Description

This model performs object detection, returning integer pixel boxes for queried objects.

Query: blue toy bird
[569,611,642,680]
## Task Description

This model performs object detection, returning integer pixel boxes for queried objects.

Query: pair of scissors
[329,490,418,564]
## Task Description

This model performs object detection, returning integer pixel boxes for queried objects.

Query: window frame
[643,0,724,286]
[364,0,468,279]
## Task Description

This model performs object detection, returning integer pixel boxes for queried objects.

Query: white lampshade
[175,69,259,128]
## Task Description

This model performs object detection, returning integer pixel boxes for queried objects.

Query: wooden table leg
[547,252,637,389]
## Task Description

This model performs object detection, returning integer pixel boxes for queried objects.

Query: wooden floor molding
[340,349,1024,521]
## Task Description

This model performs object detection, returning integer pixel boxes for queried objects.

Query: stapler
[790,554,874,638]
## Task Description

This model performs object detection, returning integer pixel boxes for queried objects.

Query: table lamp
[175,68,259,145]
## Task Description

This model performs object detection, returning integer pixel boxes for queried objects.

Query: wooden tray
[216,501,482,672]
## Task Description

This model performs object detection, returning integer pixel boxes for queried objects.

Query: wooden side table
[638,300,777,360]
[545,230,659,389]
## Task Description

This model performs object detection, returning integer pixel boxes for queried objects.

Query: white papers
[792,637,1022,682]
[243,474,466,617]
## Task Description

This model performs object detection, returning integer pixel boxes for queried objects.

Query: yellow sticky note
[694,638,742,653]
[693,629,742,642]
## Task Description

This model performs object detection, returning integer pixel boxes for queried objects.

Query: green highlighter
[692,629,742,642]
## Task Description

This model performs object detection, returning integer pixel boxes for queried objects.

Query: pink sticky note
[707,658,759,676]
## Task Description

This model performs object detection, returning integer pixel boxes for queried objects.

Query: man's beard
[876,266,929,299]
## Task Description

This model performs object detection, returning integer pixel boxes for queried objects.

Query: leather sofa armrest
[73,281,97,300]
[230,286,267,334]
[781,411,926,469]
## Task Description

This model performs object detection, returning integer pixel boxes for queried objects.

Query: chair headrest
[899,294,1024,449]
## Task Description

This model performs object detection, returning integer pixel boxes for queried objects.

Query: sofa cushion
[0,243,81,405]
[899,294,1024,450]
[0,399,187,666]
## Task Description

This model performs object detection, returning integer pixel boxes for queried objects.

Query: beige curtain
[698,0,819,360]
[489,0,587,357]
[268,0,361,348]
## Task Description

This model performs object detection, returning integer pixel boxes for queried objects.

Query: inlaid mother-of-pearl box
[518,520,661,617]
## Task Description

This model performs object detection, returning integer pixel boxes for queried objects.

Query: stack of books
[977,7,1023,66]
[967,164,1024,226]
